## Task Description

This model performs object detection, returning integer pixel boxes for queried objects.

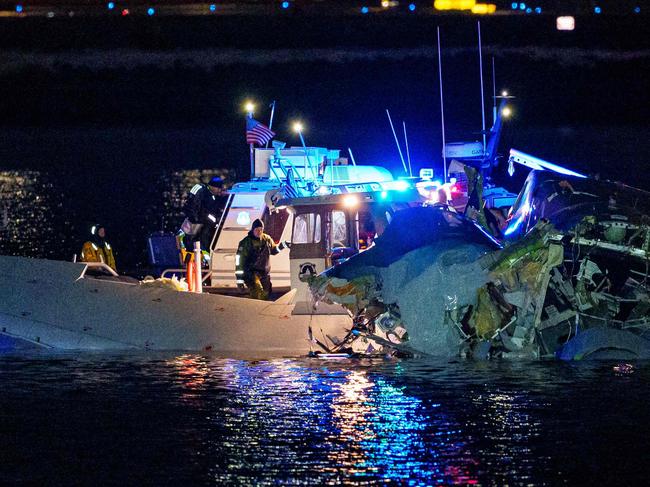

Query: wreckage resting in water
[310,169,650,360]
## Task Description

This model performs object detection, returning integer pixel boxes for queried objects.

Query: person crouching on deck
[235,219,289,300]
[80,223,117,271]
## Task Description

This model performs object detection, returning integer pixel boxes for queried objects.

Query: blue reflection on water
[1,354,650,485]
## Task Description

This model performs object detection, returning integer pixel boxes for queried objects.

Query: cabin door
[289,210,326,313]
[290,207,358,315]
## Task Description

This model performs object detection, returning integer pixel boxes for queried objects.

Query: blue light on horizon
[107,2,114,9]
[408,3,416,11]
[16,4,23,12]
[147,7,155,16]
[361,6,369,14]
[519,3,526,10]
[282,1,290,8]
[535,7,542,14]
[594,6,601,14]
[511,2,517,9]
[209,4,216,11]
[634,6,641,13]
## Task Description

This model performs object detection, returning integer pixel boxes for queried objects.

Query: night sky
[0,9,649,267]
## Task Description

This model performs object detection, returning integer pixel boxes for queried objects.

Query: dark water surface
[1,353,648,485]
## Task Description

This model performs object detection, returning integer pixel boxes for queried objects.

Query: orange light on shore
[434,0,475,11]
[472,3,496,14]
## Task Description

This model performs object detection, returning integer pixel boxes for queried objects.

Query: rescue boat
[0,143,428,354]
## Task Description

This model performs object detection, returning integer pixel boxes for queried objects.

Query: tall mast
[478,21,487,156]
[437,26,447,183]
[403,121,413,178]
[386,109,408,175]
[492,57,497,125]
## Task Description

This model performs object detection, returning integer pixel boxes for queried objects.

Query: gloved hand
[278,240,292,251]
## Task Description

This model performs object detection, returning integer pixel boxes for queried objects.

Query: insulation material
[140,276,189,292]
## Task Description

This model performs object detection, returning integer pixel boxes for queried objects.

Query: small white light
[244,101,255,114]
[501,90,508,97]
[292,122,303,133]
[502,106,512,118]
[556,16,575,31]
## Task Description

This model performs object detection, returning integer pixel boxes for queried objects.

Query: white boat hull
[0,256,351,355]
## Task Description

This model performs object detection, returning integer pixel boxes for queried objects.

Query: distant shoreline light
[556,16,575,31]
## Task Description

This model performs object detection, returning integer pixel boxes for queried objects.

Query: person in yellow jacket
[79,223,117,271]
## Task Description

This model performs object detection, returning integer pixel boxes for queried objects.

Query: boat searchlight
[244,101,255,115]
[292,122,304,134]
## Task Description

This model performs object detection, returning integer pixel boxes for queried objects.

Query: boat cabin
[208,146,423,302]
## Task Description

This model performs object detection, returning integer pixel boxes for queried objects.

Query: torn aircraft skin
[309,170,650,361]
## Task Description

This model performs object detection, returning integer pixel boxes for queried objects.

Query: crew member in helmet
[235,219,289,300]
[180,176,228,253]
[79,223,117,271]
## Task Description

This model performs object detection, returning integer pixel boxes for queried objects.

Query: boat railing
[79,262,119,278]
[209,193,234,253]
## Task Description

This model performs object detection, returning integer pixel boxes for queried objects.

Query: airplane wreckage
[309,151,650,360]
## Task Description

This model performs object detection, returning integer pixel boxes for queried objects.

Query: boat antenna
[403,121,413,177]
[265,100,276,148]
[386,109,408,175]
[491,57,497,125]
[347,147,357,166]
[478,21,487,157]
[437,26,447,183]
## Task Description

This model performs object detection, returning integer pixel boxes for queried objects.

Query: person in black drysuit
[181,176,228,253]
[235,219,290,300]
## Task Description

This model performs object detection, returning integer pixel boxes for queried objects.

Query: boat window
[358,210,376,250]
[330,210,347,248]
[262,208,289,243]
[292,213,321,244]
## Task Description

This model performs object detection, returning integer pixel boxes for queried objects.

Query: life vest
[80,241,117,271]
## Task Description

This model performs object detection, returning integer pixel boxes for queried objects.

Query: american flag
[246,117,275,146]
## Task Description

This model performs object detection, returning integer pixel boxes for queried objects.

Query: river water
[1,352,648,485]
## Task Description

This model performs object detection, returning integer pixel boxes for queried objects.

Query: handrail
[209,192,234,253]
[79,262,119,278]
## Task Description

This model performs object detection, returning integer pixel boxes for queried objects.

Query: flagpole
[247,112,254,179]
[265,101,276,148]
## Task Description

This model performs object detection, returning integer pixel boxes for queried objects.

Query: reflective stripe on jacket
[80,241,117,271]
[236,232,279,279]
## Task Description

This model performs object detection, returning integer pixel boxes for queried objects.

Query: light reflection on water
[0,354,649,485]
[0,168,228,268]
[0,170,67,258]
